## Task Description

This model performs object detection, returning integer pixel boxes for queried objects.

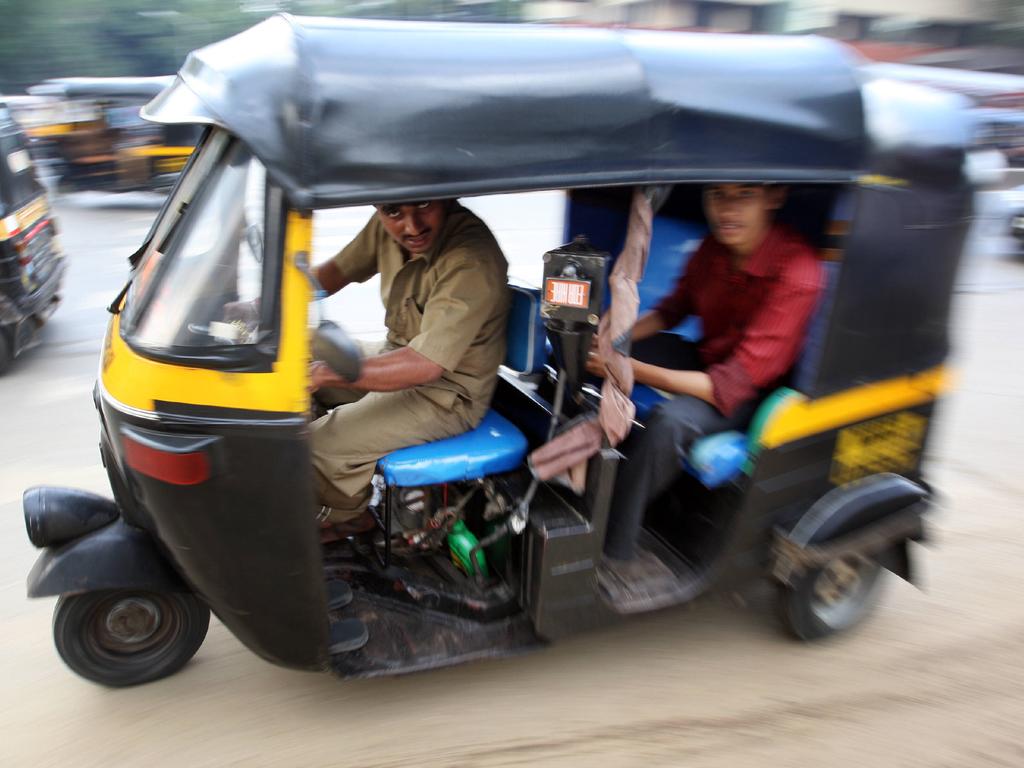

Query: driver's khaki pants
[309,342,475,522]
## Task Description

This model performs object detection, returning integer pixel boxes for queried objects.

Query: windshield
[123,139,269,354]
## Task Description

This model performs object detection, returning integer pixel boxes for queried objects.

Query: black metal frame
[119,136,286,374]
[368,480,393,569]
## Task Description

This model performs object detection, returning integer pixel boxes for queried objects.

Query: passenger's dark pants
[603,334,758,560]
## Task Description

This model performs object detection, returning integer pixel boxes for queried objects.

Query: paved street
[1,189,1023,767]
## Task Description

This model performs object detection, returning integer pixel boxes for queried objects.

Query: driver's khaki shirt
[332,203,509,417]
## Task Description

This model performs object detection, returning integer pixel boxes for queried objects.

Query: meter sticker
[830,411,926,486]
[545,278,590,309]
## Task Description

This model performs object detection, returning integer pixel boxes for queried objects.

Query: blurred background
[4,1,1024,193]
[1,0,1024,91]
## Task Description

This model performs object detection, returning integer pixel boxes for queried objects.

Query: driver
[310,199,510,540]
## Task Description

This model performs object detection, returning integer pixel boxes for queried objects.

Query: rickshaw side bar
[756,365,951,451]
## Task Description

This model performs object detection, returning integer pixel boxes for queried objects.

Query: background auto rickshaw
[24,77,199,193]
[22,17,972,686]
[0,99,65,374]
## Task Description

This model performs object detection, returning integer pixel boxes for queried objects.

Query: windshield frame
[119,131,286,373]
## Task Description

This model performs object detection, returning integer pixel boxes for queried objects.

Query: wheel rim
[87,594,179,657]
[809,555,881,629]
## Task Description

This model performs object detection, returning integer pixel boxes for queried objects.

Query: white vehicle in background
[1008,185,1024,251]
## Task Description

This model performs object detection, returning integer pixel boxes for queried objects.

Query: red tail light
[24,218,48,242]
[122,433,211,486]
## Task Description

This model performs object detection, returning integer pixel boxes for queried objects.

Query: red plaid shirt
[652,225,823,417]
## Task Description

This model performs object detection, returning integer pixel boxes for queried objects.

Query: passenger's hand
[309,360,333,393]
[586,350,607,379]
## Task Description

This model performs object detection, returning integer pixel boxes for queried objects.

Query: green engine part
[448,520,489,578]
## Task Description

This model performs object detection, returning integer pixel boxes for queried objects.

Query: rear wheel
[53,590,210,687]
[778,554,886,641]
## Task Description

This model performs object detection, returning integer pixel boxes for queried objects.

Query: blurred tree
[990,0,1024,47]
[0,0,254,92]
[0,0,521,94]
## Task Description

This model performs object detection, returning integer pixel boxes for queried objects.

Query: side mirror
[313,321,362,383]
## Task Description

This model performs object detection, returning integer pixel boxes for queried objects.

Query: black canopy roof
[30,76,175,102]
[144,16,888,207]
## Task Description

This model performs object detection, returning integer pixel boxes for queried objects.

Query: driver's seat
[376,286,542,487]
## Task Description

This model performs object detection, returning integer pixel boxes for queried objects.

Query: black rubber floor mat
[329,592,541,679]
[597,528,706,615]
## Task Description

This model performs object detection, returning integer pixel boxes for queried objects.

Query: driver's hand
[223,298,260,324]
[586,350,607,379]
[309,360,333,393]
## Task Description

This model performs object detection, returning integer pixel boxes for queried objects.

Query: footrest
[326,579,353,611]
[329,617,368,654]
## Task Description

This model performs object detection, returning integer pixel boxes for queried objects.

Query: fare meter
[541,236,609,397]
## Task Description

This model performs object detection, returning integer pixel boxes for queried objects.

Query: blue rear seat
[630,259,841,488]
[378,286,542,487]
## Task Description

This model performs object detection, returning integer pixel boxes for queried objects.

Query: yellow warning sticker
[830,411,926,486]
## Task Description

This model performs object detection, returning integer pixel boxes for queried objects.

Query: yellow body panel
[0,195,50,240]
[123,146,195,158]
[154,156,189,174]
[26,123,74,138]
[100,211,314,415]
[758,366,952,450]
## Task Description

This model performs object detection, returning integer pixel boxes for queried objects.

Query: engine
[378,475,520,576]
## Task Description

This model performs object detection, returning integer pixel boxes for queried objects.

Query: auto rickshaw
[24,77,199,193]
[0,99,66,374]
[23,17,972,686]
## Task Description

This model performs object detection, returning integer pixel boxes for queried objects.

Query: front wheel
[53,590,210,687]
[777,554,886,641]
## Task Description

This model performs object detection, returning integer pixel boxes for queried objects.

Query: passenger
[587,183,822,604]
[310,200,509,540]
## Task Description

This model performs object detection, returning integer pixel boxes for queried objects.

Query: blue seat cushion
[629,388,749,488]
[378,410,528,487]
